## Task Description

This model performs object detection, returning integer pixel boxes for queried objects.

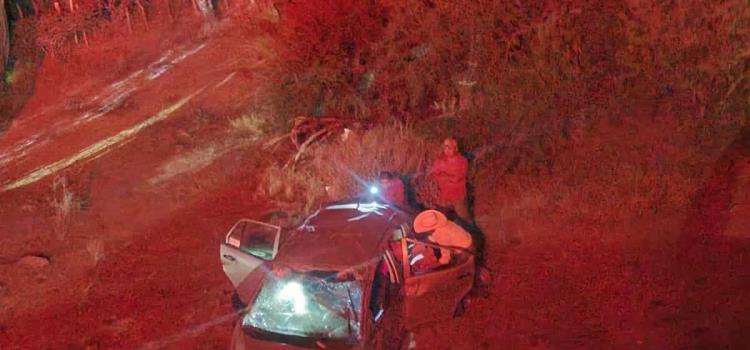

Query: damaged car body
[219,200,475,349]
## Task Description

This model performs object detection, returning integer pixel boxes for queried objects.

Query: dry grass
[258,0,750,142]
[150,113,269,186]
[149,143,226,185]
[229,113,267,138]
[257,122,437,212]
[50,176,79,241]
[248,0,750,240]
[476,106,749,243]
[86,239,105,265]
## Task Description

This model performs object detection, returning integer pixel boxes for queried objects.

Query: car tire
[231,291,247,313]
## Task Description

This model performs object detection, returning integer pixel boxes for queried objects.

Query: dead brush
[149,144,222,185]
[50,176,80,241]
[86,239,105,265]
[260,164,325,213]
[257,122,438,213]
[229,113,267,139]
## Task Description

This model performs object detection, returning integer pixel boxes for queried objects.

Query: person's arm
[429,158,448,178]
[442,157,468,183]
[453,157,469,183]
[438,248,451,265]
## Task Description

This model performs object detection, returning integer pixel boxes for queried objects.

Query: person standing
[429,137,471,222]
[378,171,406,208]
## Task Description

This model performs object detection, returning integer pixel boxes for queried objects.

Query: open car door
[400,239,475,328]
[220,219,281,289]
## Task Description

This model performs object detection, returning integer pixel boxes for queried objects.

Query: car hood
[230,322,363,350]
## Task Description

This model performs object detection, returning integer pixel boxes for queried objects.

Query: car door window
[221,220,281,290]
[384,226,408,284]
[403,238,473,275]
[370,259,391,322]
[225,219,280,260]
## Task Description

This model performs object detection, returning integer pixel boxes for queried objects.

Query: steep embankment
[0,14,271,349]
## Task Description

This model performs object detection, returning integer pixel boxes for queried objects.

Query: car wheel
[231,291,247,313]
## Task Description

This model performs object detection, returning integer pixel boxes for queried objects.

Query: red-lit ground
[1,13,749,350]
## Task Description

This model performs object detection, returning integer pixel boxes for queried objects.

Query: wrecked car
[219,200,476,349]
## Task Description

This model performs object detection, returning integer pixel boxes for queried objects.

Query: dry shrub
[29,1,202,59]
[260,164,325,213]
[257,122,436,212]
[50,176,80,240]
[265,0,389,119]
[229,113,266,138]
[86,239,105,265]
[35,10,95,58]
[251,0,750,236]
[261,0,750,131]
[149,143,226,185]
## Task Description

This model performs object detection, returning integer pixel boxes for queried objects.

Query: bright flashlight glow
[277,281,308,315]
[369,186,379,194]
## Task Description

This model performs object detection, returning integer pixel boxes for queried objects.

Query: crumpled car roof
[275,201,410,270]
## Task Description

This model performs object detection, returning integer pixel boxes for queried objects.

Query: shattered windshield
[242,269,363,341]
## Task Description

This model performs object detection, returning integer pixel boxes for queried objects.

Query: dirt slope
[0,16,268,349]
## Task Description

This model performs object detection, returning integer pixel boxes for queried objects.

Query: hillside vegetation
[242,0,750,224]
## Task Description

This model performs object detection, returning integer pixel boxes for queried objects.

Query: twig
[135,0,148,30]
[125,8,133,34]
[284,126,338,170]
[263,132,293,150]
[718,74,746,115]
[15,3,24,19]
[290,116,345,149]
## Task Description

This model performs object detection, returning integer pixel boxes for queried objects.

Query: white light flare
[276,281,308,315]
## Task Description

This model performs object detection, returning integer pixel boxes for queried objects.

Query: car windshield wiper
[345,305,352,338]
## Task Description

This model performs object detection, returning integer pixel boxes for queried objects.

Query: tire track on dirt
[1,89,204,192]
